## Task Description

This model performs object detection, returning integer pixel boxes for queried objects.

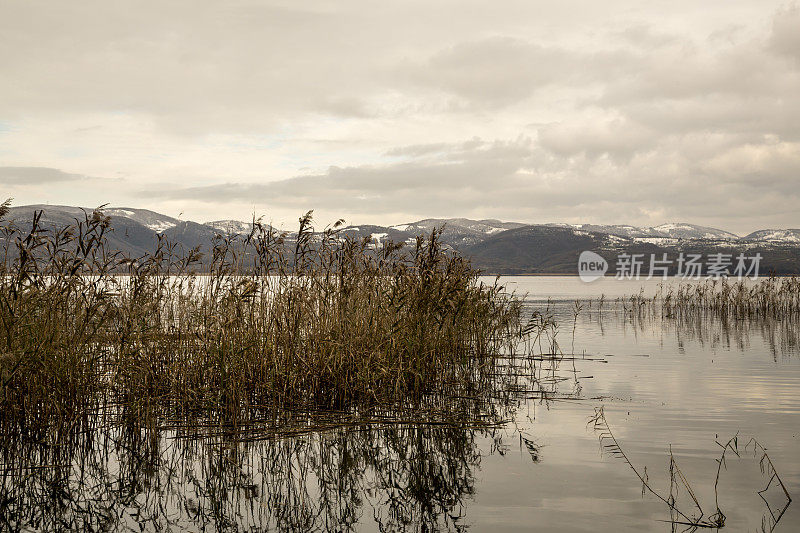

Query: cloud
[537,117,656,159]
[401,36,644,110]
[139,137,537,203]
[404,37,574,107]
[617,25,679,48]
[0,166,94,184]
[1,1,798,233]
[384,143,451,158]
[769,3,800,64]
[701,141,800,192]
[0,1,382,133]
[136,129,800,232]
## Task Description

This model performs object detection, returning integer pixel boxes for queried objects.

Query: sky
[1,0,798,234]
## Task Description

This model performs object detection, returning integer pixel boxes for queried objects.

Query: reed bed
[0,202,525,435]
[608,277,800,319]
[0,407,487,532]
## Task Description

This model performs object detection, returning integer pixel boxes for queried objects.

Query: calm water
[1,276,797,531]
[464,276,799,532]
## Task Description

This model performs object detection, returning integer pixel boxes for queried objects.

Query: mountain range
[3,204,800,274]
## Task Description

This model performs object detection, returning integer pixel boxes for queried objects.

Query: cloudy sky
[1,0,798,233]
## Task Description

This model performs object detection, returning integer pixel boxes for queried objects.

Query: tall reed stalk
[622,277,800,319]
[0,202,524,433]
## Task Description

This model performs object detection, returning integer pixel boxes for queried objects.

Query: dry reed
[0,201,524,435]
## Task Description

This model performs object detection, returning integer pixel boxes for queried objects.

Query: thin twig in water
[590,407,792,530]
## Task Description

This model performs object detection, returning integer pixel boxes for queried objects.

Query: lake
[1,276,797,532]
[465,276,799,532]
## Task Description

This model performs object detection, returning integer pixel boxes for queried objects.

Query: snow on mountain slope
[547,223,650,238]
[743,229,800,243]
[548,222,740,241]
[404,218,526,236]
[8,204,800,251]
[650,223,739,240]
[205,219,254,235]
[105,207,179,233]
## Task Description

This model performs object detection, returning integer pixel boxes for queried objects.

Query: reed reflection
[1,412,495,532]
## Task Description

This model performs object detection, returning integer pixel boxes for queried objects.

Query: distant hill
[103,207,180,233]
[546,222,740,241]
[390,218,527,247]
[742,229,800,243]
[2,204,799,274]
[5,204,158,257]
[462,225,800,275]
[461,226,626,273]
[206,219,254,235]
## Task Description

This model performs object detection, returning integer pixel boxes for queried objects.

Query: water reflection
[2,278,798,532]
[578,300,799,360]
[0,335,578,531]
[1,413,492,531]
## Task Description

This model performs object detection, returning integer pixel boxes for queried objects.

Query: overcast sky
[1,1,798,233]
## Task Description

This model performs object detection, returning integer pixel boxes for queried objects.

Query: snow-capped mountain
[337,224,417,246]
[206,219,254,235]
[105,207,179,233]
[395,218,526,235]
[547,223,650,238]
[649,223,740,240]
[389,218,527,247]
[203,214,800,247]
[549,222,740,241]
[743,229,800,243]
[5,204,179,237]
[5,204,799,272]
